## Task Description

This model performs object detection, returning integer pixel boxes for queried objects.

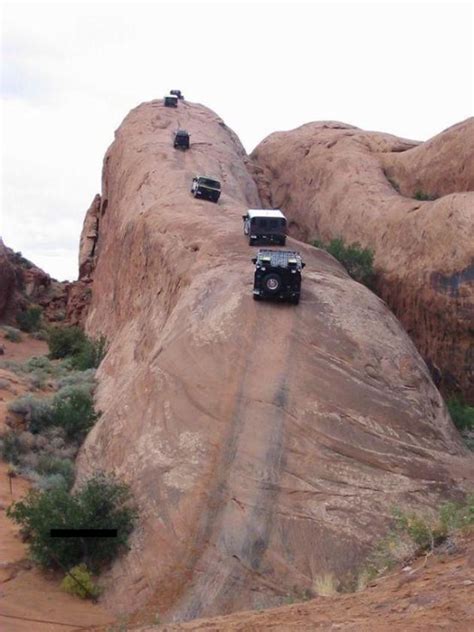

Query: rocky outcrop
[251,119,474,402]
[79,193,101,279]
[75,101,473,623]
[0,239,17,319]
[0,239,68,325]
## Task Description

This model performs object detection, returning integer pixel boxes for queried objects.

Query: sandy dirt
[0,333,115,631]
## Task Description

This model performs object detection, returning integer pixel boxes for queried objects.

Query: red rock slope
[75,101,473,623]
[151,533,474,631]
[251,119,474,402]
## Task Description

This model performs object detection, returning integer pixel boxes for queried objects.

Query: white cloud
[1,0,473,281]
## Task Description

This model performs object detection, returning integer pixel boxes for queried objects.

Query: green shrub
[7,472,138,570]
[61,563,101,599]
[57,369,96,391]
[8,386,96,441]
[8,394,55,433]
[447,396,474,432]
[392,508,441,550]
[25,356,54,373]
[414,190,438,201]
[3,326,22,342]
[439,495,474,532]
[313,237,375,287]
[47,327,107,371]
[16,306,42,332]
[36,455,75,490]
[51,386,97,442]
[71,336,107,371]
[31,329,49,341]
[0,431,26,464]
[48,327,87,360]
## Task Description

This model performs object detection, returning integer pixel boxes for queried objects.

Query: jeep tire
[263,273,282,294]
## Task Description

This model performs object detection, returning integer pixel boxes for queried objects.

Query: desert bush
[51,386,97,442]
[48,327,87,360]
[313,237,375,287]
[414,190,438,201]
[7,472,138,570]
[48,327,107,371]
[61,563,101,599]
[36,455,75,489]
[31,329,49,341]
[16,306,42,332]
[447,396,474,432]
[56,369,96,392]
[2,326,22,343]
[25,356,54,373]
[71,336,107,371]
[439,495,474,533]
[27,370,49,391]
[0,378,10,390]
[8,386,96,441]
[8,394,55,433]
[0,430,26,464]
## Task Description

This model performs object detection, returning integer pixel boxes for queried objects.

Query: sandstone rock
[0,238,17,319]
[0,238,70,326]
[79,193,101,279]
[251,119,474,402]
[75,101,473,623]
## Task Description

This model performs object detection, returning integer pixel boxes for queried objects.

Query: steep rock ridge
[75,102,473,623]
[251,120,474,402]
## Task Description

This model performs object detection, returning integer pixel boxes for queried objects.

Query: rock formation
[74,101,473,623]
[0,238,68,324]
[251,119,474,402]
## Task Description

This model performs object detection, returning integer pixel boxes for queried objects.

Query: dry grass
[313,573,338,597]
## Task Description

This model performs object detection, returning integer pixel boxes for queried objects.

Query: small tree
[7,472,137,571]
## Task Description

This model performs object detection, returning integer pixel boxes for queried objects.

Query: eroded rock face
[251,119,474,402]
[76,102,473,622]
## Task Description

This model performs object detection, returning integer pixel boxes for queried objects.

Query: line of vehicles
[163,90,306,305]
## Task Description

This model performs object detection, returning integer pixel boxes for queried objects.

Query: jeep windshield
[199,178,220,189]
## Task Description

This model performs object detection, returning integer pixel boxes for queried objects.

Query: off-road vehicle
[170,89,184,100]
[252,249,305,304]
[164,95,178,107]
[243,209,287,246]
[191,176,221,203]
[174,129,190,149]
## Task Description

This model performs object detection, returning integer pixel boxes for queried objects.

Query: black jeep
[191,176,221,203]
[164,95,178,107]
[174,129,190,149]
[170,89,184,100]
[252,250,305,304]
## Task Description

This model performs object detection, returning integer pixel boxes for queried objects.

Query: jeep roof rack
[247,209,286,220]
[255,250,304,268]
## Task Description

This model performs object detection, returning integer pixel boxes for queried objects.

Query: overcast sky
[1,0,473,281]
